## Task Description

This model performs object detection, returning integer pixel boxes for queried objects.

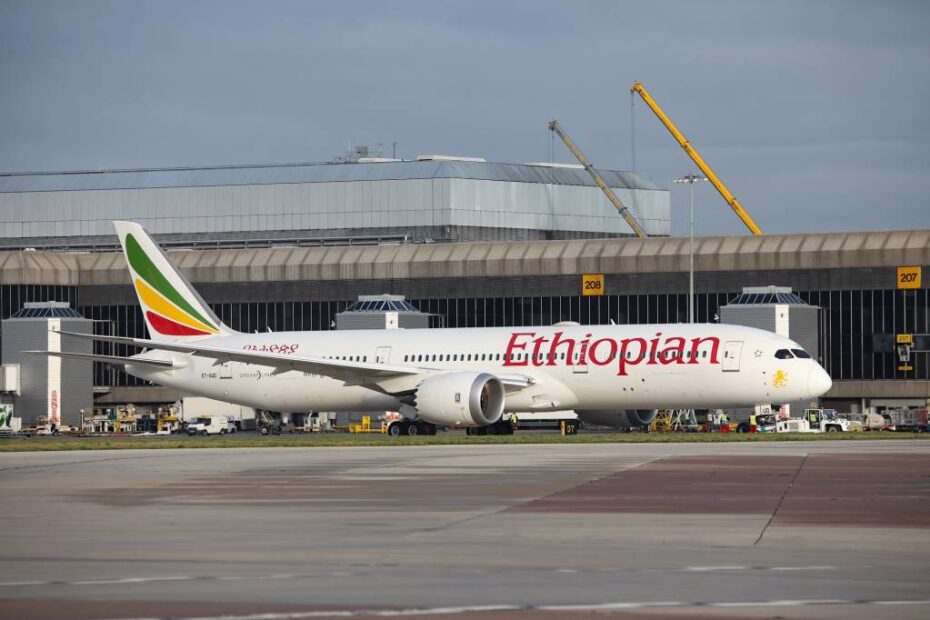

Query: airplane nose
[807,365,832,397]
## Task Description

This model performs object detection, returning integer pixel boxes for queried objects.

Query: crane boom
[547,120,648,238]
[630,81,763,236]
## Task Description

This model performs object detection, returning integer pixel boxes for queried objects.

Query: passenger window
[792,349,812,359]
[774,349,794,359]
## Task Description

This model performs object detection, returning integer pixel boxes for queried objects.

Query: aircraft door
[722,341,743,372]
[375,346,391,364]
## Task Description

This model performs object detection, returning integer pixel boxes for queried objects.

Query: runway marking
[98,599,930,619]
[682,564,836,572]
[0,564,846,589]
[69,576,194,585]
[540,601,686,610]
[712,599,849,607]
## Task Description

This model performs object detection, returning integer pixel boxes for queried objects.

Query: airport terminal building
[0,158,927,415]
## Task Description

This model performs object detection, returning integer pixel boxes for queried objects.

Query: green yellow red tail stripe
[124,232,219,337]
[145,311,213,336]
[135,279,218,335]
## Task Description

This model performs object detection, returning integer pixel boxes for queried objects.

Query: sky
[1,0,928,237]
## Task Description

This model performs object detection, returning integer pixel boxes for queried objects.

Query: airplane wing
[27,350,179,369]
[52,329,536,393]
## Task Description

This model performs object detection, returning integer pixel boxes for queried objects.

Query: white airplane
[44,221,832,435]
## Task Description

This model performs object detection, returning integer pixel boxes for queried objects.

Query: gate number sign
[582,274,604,296]
[897,266,921,289]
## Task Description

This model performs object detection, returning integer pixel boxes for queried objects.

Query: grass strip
[1,431,928,452]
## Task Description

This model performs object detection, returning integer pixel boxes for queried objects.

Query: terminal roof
[0,160,663,193]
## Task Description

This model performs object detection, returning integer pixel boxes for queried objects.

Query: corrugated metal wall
[0,318,92,425]
[0,177,669,240]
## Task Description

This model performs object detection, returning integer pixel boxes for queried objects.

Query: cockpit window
[774,349,794,359]
[791,349,812,359]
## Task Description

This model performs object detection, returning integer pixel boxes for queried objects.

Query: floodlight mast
[674,174,708,323]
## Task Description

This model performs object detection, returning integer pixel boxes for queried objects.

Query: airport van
[187,415,236,436]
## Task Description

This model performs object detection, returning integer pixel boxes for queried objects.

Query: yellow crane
[548,120,648,238]
[630,81,763,235]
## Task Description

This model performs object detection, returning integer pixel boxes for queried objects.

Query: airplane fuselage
[128,323,829,414]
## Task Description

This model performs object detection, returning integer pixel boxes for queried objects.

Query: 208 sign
[582,274,604,296]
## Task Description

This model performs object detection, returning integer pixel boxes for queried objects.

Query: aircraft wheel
[388,422,402,437]
[406,422,418,436]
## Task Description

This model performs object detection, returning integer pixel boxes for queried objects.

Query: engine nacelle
[575,409,657,429]
[411,372,506,428]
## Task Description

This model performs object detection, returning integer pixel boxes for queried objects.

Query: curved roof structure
[0,229,926,287]
[0,160,663,193]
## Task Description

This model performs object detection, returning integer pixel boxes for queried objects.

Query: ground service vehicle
[187,415,235,436]
[774,409,850,433]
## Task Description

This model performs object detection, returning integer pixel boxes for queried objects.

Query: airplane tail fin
[113,221,234,341]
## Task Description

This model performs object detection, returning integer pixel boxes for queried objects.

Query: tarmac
[1,439,929,620]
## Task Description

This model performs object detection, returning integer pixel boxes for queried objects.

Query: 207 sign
[897,266,921,289]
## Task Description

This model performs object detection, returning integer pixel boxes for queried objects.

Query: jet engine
[408,371,506,428]
[574,409,657,429]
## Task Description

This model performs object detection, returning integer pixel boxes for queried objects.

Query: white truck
[775,408,851,433]
[186,415,236,436]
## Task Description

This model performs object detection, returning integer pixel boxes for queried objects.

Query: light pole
[673,174,708,323]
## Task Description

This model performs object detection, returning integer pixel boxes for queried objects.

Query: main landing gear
[387,420,438,437]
